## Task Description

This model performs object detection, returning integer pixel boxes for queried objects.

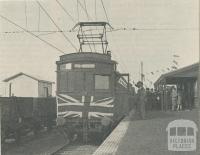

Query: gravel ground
[116,109,199,155]
[2,128,69,155]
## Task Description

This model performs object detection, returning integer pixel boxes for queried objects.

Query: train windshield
[95,75,110,90]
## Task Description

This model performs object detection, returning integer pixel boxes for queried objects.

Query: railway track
[51,115,124,155]
[51,141,99,155]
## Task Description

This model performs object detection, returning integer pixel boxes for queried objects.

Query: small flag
[171,66,178,69]
[173,54,180,58]
[173,60,178,65]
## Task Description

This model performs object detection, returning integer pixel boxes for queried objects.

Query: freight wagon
[1,97,56,142]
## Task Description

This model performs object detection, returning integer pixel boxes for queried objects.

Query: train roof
[57,52,117,64]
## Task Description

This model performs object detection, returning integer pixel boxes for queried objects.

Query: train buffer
[93,109,199,155]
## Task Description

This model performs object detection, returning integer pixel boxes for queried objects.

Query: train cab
[56,52,116,98]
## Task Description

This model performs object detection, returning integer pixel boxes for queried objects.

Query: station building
[154,63,198,111]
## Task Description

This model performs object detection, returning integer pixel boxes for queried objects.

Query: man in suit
[135,81,146,119]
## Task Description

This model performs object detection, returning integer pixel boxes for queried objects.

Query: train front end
[56,52,117,141]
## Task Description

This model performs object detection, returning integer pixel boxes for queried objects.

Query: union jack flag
[57,94,114,119]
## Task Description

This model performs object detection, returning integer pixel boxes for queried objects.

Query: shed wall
[5,75,38,97]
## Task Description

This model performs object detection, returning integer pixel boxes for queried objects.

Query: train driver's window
[60,63,72,70]
[177,127,186,136]
[95,75,109,90]
[187,127,194,136]
[170,127,176,136]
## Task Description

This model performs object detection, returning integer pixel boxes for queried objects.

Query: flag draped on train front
[57,94,114,119]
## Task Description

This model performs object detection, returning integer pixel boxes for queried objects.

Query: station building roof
[154,62,198,86]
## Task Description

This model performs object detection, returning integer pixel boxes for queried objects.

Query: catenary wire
[0,14,66,54]
[24,0,28,28]
[56,0,76,24]
[100,0,110,23]
[37,1,78,52]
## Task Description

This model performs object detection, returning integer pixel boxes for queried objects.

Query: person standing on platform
[171,86,177,111]
[177,89,182,111]
[135,81,146,119]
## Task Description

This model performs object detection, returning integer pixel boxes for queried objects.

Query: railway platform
[93,109,199,155]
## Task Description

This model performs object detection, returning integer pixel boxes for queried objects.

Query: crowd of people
[132,81,194,119]
[133,81,161,119]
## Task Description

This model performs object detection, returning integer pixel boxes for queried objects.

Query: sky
[0,0,199,91]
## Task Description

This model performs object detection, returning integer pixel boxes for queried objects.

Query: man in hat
[135,81,146,119]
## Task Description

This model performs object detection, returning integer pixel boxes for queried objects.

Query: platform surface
[93,109,199,155]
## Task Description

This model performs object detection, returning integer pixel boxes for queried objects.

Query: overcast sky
[0,0,199,88]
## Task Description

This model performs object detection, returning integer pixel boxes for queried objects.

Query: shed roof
[154,62,198,86]
[3,72,54,84]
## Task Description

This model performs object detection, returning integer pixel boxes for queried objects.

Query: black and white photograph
[0,0,199,155]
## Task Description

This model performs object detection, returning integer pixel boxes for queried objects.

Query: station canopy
[154,63,199,87]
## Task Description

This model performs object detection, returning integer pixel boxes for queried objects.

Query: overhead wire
[38,4,40,31]
[24,0,28,28]
[56,0,76,24]
[77,0,92,20]
[37,31,57,36]
[83,0,89,20]
[108,27,198,32]
[82,0,96,52]
[100,0,110,23]
[77,0,79,22]
[0,30,73,34]
[0,14,66,54]
[2,26,197,35]
[37,1,78,52]
[98,0,128,73]
[95,0,97,21]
